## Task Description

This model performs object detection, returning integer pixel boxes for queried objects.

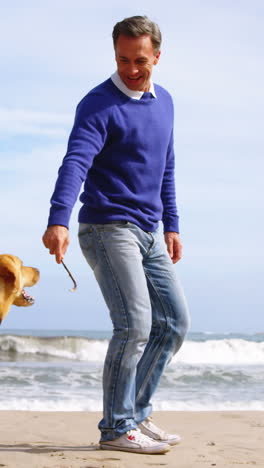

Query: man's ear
[154,50,161,65]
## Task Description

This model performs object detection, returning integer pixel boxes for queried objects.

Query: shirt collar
[111,71,157,100]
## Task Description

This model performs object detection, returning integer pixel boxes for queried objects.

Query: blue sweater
[48,78,179,232]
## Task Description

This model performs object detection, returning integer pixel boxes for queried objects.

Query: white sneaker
[139,417,182,446]
[100,428,170,454]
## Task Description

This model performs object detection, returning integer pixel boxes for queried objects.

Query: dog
[0,254,39,324]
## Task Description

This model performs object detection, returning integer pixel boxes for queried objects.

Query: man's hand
[42,225,70,264]
[164,232,182,264]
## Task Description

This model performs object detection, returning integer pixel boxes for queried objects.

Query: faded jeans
[78,221,190,441]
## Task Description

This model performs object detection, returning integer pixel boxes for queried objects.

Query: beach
[0,410,263,467]
[0,330,263,466]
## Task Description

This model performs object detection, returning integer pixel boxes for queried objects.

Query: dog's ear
[0,264,16,283]
[0,255,22,292]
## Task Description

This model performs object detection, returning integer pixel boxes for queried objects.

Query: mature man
[43,16,189,455]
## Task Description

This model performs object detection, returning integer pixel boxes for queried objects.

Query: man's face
[115,34,161,92]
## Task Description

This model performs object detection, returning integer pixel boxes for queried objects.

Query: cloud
[0,108,72,137]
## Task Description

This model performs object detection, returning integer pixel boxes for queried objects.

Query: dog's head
[0,254,39,324]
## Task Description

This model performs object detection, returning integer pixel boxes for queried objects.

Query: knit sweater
[48,78,179,232]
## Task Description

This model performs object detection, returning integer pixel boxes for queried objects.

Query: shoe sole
[162,437,182,446]
[100,443,171,454]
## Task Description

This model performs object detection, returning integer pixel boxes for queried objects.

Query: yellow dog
[0,254,39,324]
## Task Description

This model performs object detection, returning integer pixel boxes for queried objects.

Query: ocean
[0,330,263,412]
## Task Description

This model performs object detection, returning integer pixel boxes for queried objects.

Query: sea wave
[0,335,108,362]
[0,397,263,412]
[0,334,264,365]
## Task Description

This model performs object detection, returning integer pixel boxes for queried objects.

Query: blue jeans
[78,222,190,441]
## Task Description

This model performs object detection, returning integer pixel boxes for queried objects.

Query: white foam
[1,397,263,412]
[0,398,103,412]
[0,335,108,361]
[1,335,264,365]
[152,399,264,411]
[172,339,264,365]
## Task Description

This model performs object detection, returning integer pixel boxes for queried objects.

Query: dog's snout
[22,266,40,287]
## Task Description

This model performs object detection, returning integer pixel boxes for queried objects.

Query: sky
[0,0,263,333]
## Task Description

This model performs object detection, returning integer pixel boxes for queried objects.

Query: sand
[0,411,263,468]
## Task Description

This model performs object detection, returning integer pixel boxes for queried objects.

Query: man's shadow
[0,443,99,453]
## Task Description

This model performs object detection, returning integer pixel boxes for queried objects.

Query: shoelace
[127,429,154,446]
[144,417,169,439]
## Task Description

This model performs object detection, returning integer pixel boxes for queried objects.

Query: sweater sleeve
[47,96,110,228]
[161,127,179,233]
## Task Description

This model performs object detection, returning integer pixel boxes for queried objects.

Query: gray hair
[112,16,162,54]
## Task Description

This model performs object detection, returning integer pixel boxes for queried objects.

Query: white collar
[111,71,156,100]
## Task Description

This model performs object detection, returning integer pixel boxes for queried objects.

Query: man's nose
[127,64,139,75]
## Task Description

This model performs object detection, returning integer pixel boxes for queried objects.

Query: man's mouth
[127,76,142,81]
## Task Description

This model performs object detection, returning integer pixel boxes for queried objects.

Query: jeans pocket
[78,228,97,271]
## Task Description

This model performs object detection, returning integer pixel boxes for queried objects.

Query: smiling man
[43,16,189,454]
[114,33,160,91]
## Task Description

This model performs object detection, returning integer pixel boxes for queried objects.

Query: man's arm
[161,128,179,232]
[47,96,109,228]
[161,125,182,264]
[42,95,110,262]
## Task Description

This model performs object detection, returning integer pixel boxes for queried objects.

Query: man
[43,15,189,455]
